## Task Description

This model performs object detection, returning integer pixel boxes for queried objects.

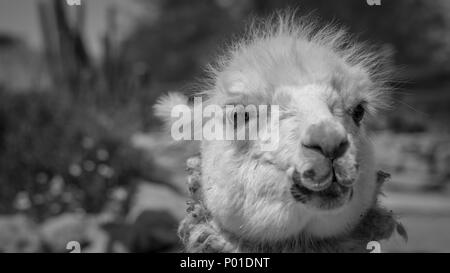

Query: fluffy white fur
[155,12,394,246]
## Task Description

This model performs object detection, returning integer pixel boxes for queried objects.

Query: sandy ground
[381,192,450,252]
[374,132,450,252]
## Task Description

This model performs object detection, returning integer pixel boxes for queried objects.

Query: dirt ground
[374,132,450,252]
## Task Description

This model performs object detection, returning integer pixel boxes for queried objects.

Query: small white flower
[96,149,109,161]
[82,137,94,149]
[97,164,115,178]
[83,160,96,172]
[69,164,82,177]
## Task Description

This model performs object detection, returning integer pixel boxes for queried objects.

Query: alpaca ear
[153,92,190,132]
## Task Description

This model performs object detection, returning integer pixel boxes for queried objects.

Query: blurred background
[0,0,449,253]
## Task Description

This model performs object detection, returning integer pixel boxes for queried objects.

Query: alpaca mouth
[290,169,353,210]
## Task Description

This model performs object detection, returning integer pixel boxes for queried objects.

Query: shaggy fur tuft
[201,11,395,114]
[155,12,395,125]
[153,92,189,132]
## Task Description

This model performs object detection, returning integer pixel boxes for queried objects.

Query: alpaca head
[156,14,393,244]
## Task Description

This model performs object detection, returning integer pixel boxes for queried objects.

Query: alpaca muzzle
[289,155,356,209]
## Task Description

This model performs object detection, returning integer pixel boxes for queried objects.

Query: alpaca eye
[352,104,365,125]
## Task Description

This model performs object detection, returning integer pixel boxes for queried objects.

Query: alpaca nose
[302,120,349,159]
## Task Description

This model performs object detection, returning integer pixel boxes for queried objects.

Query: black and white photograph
[0,0,449,256]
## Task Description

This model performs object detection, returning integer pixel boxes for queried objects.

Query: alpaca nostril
[332,139,349,159]
[302,140,348,159]
[302,168,316,179]
[302,143,323,155]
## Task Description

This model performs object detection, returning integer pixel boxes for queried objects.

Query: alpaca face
[202,82,378,242]
[152,15,394,244]
[198,20,391,242]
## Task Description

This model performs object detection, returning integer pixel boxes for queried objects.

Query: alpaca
[154,13,405,252]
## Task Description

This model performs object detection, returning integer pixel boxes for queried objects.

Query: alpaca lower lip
[294,170,332,192]
[290,171,353,210]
